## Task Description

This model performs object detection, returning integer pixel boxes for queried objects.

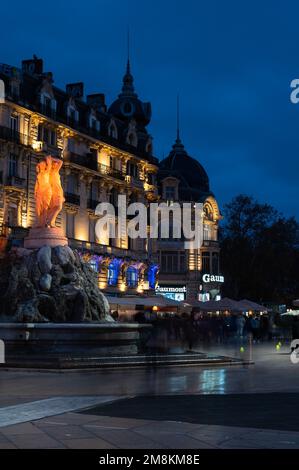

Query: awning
[192,297,244,312]
[105,294,191,310]
[237,299,268,312]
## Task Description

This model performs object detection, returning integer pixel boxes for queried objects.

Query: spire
[176,93,181,143]
[119,28,136,97]
[172,93,185,152]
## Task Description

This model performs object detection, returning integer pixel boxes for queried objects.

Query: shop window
[126,266,138,288]
[148,264,159,289]
[107,262,119,286]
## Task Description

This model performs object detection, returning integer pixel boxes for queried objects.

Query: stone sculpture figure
[48,157,65,227]
[34,155,64,228]
[34,156,52,227]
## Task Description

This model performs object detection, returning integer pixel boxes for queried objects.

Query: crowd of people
[131,311,283,352]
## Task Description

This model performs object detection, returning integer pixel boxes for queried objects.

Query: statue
[48,157,65,227]
[25,155,68,248]
[34,156,64,228]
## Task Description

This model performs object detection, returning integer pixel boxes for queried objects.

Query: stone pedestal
[0,322,152,367]
[24,227,68,249]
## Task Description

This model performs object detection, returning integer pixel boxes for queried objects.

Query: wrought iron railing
[0,126,30,146]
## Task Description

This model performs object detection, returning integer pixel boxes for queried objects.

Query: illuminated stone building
[157,131,222,302]
[0,56,159,295]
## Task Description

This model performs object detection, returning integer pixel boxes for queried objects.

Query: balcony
[202,240,219,248]
[97,162,125,180]
[5,175,26,188]
[66,151,97,171]
[68,238,150,261]
[65,192,80,205]
[0,126,30,146]
[125,175,143,188]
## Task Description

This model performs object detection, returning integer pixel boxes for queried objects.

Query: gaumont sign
[202,274,224,283]
[156,285,187,293]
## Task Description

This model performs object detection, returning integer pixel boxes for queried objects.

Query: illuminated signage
[156,285,186,293]
[155,285,186,301]
[202,274,224,283]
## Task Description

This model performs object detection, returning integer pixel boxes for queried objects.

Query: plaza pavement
[0,341,298,448]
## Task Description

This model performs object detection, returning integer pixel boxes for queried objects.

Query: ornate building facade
[157,132,222,303]
[0,57,159,295]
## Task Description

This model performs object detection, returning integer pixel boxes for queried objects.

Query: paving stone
[62,438,117,449]
[41,424,96,440]
[83,415,157,430]
[7,433,65,449]
[87,428,165,449]
[1,422,44,436]
[0,442,18,449]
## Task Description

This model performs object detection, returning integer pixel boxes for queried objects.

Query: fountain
[0,156,149,367]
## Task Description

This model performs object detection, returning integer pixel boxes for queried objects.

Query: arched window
[126,266,138,288]
[108,121,118,139]
[127,132,137,147]
[147,264,159,289]
[108,262,119,286]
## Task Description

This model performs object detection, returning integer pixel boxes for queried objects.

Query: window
[212,252,219,275]
[38,125,56,146]
[126,266,138,288]
[126,161,138,178]
[165,186,176,201]
[127,132,137,147]
[89,218,96,243]
[66,212,75,238]
[8,153,18,177]
[67,174,78,194]
[44,97,51,115]
[147,173,155,185]
[10,115,18,134]
[160,251,186,273]
[107,263,119,286]
[108,122,118,139]
[203,225,210,240]
[202,252,210,274]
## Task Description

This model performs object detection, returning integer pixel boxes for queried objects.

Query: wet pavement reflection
[0,342,297,407]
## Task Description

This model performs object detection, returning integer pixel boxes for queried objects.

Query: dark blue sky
[2,0,299,217]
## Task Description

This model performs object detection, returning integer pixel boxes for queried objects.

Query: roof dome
[108,60,151,127]
[158,136,212,202]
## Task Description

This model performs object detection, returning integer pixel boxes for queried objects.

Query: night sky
[2,0,299,218]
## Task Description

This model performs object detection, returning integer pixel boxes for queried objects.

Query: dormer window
[127,131,138,147]
[9,80,20,99]
[67,100,79,127]
[108,120,118,139]
[89,115,100,133]
[40,93,56,118]
[165,186,176,201]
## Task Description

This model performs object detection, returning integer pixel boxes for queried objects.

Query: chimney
[87,93,106,112]
[22,55,43,75]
